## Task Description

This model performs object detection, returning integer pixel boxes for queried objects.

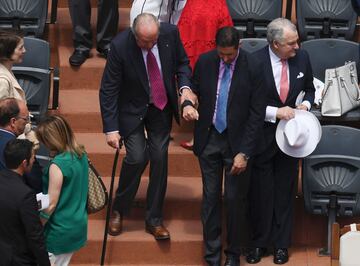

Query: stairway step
[71,219,205,265]
[89,176,202,221]
[59,90,194,133]
[74,133,200,177]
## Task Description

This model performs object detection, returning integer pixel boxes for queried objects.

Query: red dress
[177,0,234,70]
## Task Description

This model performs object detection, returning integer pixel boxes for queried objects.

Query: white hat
[276,110,322,158]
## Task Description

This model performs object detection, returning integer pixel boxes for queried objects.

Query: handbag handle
[340,73,360,101]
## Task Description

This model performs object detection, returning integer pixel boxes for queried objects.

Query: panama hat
[276,110,322,158]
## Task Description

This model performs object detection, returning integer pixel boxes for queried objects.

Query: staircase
[45,1,355,265]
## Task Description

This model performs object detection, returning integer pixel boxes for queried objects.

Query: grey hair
[266,18,297,44]
[132,13,160,37]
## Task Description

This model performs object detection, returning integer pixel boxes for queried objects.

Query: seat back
[240,38,268,53]
[296,0,357,41]
[0,0,48,38]
[12,37,51,122]
[331,223,360,266]
[301,39,360,82]
[226,0,282,38]
[302,125,360,217]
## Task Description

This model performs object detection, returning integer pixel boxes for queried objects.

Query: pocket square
[297,72,304,79]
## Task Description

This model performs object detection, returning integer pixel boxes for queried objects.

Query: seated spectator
[0,29,26,100]
[36,115,88,266]
[0,98,42,192]
[0,139,50,266]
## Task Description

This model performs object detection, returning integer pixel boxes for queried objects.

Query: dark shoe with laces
[69,50,89,66]
[273,248,289,264]
[224,256,240,266]
[246,247,267,264]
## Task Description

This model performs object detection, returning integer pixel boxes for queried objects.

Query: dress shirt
[212,50,239,124]
[265,47,311,123]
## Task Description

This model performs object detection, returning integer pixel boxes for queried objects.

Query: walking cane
[100,139,123,265]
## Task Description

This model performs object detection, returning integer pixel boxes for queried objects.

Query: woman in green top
[36,115,88,266]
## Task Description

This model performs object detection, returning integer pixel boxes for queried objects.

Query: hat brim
[276,110,322,158]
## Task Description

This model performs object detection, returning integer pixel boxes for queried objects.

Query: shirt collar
[220,49,240,70]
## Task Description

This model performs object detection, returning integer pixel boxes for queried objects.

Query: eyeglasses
[16,116,31,122]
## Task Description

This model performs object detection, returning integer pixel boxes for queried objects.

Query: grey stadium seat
[302,125,360,255]
[226,0,282,38]
[12,37,59,124]
[296,0,358,41]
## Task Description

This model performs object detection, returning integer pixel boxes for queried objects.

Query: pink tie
[280,59,289,104]
[146,49,168,110]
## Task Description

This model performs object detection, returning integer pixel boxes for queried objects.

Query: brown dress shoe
[108,211,122,236]
[145,224,170,240]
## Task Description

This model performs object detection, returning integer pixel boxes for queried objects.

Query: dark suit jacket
[0,169,50,266]
[253,46,315,152]
[192,49,266,157]
[99,23,192,137]
[0,130,43,193]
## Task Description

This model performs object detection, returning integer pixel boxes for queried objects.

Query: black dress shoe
[69,50,89,66]
[97,47,110,59]
[273,248,289,264]
[224,256,240,266]
[246,247,267,264]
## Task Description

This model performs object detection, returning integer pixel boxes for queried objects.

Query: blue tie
[214,63,231,133]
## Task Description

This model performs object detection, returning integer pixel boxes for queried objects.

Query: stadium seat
[0,0,58,38]
[301,39,360,82]
[12,37,59,124]
[226,0,282,38]
[302,125,360,255]
[296,0,358,41]
[240,38,268,53]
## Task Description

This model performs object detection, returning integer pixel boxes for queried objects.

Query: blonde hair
[36,115,84,157]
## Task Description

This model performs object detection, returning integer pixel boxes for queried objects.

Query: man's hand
[180,88,198,107]
[276,106,295,120]
[106,132,121,149]
[182,106,199,121]
[296,104,308,111]
[230,153,248,175]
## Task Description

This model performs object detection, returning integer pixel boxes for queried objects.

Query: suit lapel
[129,32,150,95]
[227,52,242,107]
[157,31,172,93]
[287,57,299,100]
[263,49,280,101]
[210,54,221,112]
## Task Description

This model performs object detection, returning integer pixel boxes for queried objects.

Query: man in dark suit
[0,139,50,266]
[99,13,192,240]
[68,0,119,66]
[0,98,43,192]
[183,27,266,266]
[246,18,315,265]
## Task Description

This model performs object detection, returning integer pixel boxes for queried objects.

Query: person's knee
[125,149,149,165]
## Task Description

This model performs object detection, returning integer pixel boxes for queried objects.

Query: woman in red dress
[177,0,233,149]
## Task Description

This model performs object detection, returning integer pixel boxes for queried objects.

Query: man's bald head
[132,13,160,50]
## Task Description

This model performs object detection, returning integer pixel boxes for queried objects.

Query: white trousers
[49,252,74,266]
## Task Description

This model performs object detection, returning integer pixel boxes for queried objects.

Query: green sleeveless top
[42,151,88,254]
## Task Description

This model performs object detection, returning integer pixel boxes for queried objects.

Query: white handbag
[321,61,360,117]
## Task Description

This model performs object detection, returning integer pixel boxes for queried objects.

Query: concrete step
[89,176,202,221]
[58,90,194,133]
[74,133,200,177]
[71,219,205,265]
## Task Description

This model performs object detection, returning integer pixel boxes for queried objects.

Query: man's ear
[21,158,29,168]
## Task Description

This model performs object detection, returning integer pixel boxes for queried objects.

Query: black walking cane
[100,139,123,265]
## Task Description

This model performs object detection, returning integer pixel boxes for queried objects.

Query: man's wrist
[179,86,192,96]
[181,100,195,110]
